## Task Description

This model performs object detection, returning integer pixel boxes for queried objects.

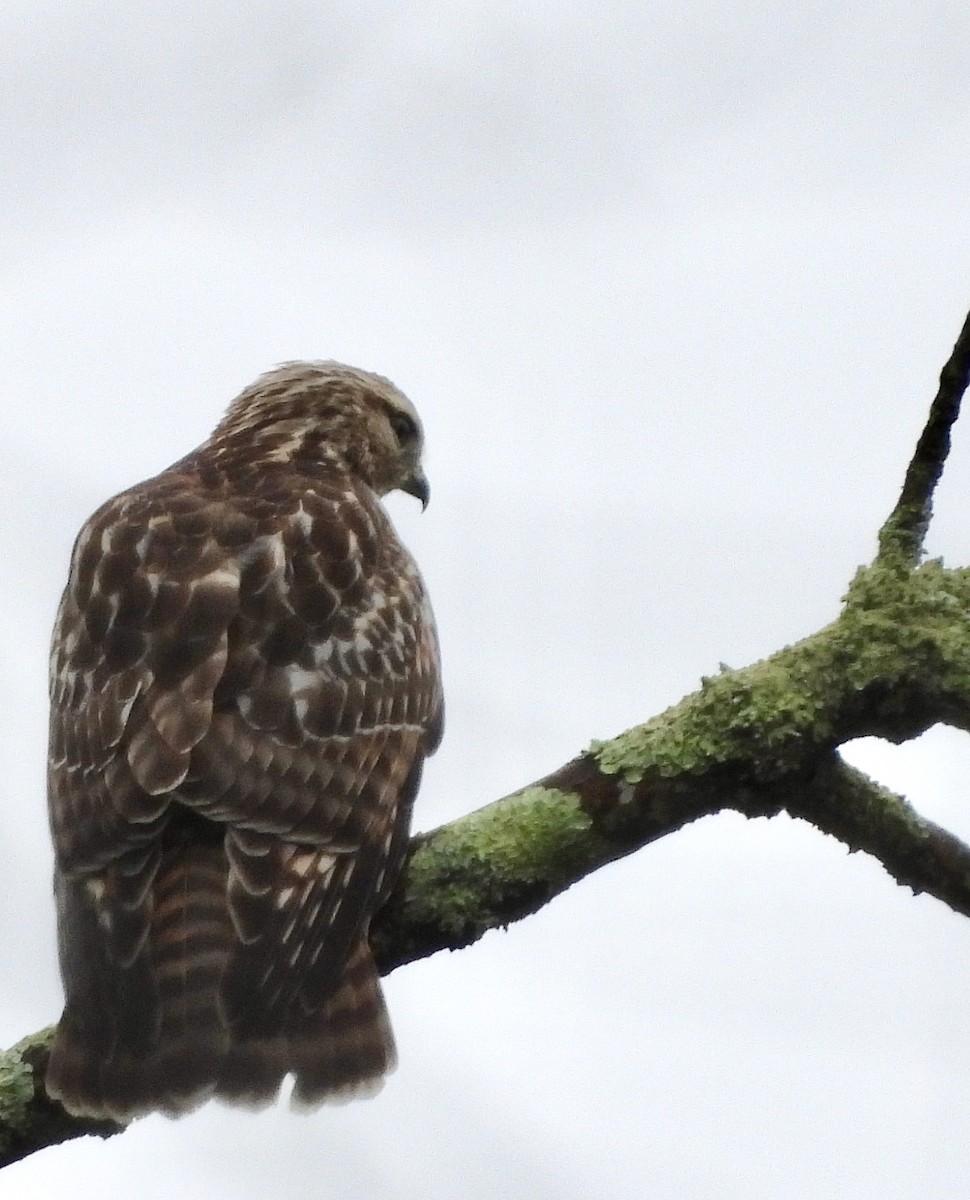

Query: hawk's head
[212,361,430,506]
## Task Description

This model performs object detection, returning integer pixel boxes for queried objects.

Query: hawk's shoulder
[50,457,441,868]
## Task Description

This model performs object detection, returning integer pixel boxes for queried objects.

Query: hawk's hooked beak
[401,468,430,510]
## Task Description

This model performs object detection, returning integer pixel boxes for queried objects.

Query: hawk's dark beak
[401,469,430,510]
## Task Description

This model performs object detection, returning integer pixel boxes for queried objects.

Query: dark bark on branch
[6,306,970,1167]
[877,306,970,565]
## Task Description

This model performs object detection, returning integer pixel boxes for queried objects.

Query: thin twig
[877,306,970,565]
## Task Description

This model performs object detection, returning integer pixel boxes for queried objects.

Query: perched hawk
[45,362,443,1120]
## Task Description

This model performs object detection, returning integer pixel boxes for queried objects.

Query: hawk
[45,362,443,1120]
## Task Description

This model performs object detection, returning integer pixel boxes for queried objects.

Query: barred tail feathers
[47,831,395,1120]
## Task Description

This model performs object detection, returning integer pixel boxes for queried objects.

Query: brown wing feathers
[45,363,442,1120]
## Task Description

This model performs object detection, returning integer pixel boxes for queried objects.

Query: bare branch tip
[875,304,970,567]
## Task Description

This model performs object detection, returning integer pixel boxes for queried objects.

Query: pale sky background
[3,3,970,1198]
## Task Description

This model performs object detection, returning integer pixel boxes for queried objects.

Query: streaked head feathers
[213,361,429,506]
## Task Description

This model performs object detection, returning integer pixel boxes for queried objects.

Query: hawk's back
[46,363,442,1119]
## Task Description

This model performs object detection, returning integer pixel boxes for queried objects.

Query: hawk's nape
[45,362,443,1121]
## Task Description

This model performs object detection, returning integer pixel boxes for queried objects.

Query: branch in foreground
[376,558,970,971]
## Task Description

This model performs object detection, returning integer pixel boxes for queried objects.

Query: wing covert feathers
[46,370,442,1119]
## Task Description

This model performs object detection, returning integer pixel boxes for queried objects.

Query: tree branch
[0,1030,120,1167]
[375,557,970,968]
[8,306,970,1167]
[789,754,970,918]
[877,306,970,566]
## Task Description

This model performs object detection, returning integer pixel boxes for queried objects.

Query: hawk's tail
[46,838,395,1122]
[216,937,396,1109]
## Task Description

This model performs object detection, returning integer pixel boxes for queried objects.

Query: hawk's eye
[389,412,418,445]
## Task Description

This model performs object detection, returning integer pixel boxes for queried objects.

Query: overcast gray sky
[4,3,970,1198]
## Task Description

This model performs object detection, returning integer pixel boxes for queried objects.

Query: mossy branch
[0,1030,120,1166]
[8,305,970,1167]
[375,556,970,969]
